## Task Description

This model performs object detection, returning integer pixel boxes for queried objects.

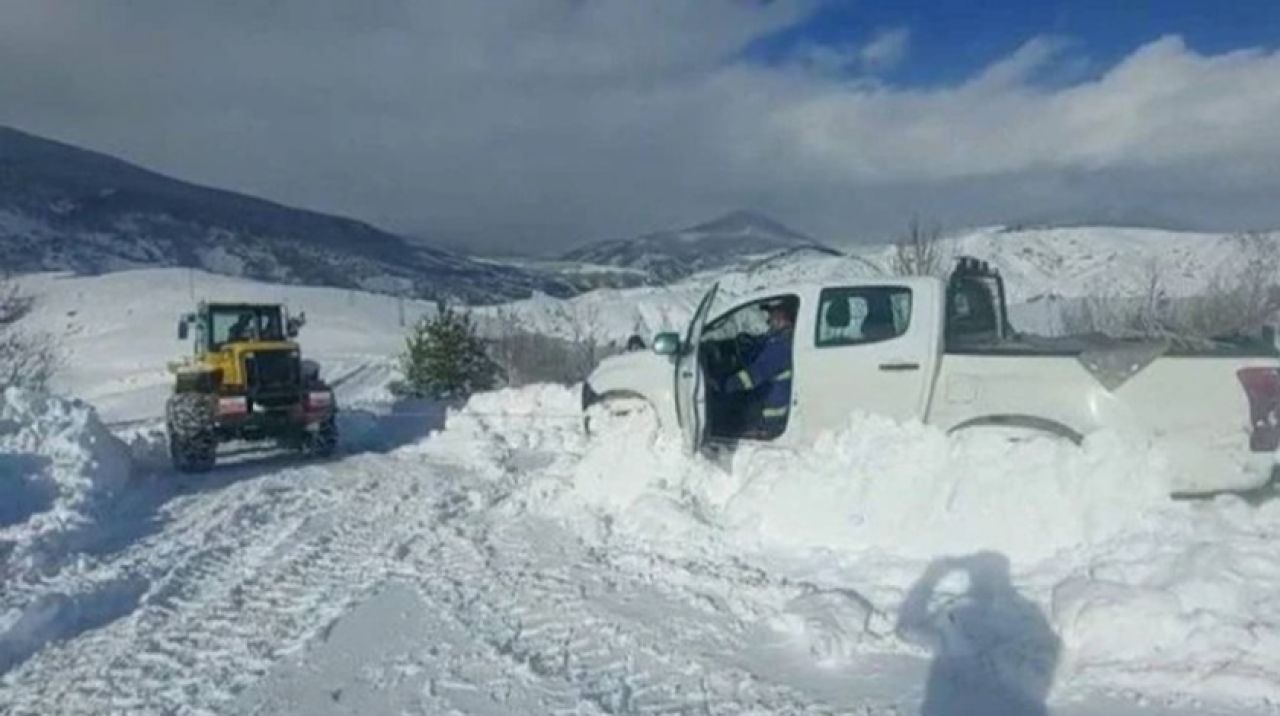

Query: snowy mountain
[0,126,572,303]
[560,210,833,283]
[865,225,1280,303]
[480,224,1280,345]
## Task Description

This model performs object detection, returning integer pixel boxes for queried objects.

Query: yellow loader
[166,302,337,472]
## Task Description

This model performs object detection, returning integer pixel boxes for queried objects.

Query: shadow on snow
[897,551,1061,716]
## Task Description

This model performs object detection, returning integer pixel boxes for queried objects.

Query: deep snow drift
[0,389,130,575]
[428,385,1280,711]
[1,381,1278,712]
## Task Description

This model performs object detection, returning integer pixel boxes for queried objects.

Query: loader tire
[166,393,218,473]
[302,414,337,459]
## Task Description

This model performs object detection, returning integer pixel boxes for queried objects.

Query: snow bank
[430,384,1280,708]
[0,388,131,573]
[567,407,1171,564]
[1051,497,1280,703]
[407,384,587,482]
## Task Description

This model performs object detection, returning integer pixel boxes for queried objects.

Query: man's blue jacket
[722,328,793,431]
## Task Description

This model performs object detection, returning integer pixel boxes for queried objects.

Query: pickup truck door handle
[879,362,920,372]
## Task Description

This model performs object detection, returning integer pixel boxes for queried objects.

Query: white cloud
[859,27,910,71]
[1,2,1278,250]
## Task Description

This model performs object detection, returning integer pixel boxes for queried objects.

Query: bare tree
[483,303,619,387]
[0,277,57,391]
[1058,232,1280,346]
[890,217,947,277]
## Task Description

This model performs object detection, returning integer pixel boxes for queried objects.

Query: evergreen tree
[396,301,502,399]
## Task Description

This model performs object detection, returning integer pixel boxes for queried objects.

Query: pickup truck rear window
[816,286,912,347]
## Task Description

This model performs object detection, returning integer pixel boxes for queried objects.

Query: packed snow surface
[2,255,1279,714]
[3,378,1279,713]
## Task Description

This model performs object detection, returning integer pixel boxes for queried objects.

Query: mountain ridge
[560,209,830,283]
[0,126,572,303]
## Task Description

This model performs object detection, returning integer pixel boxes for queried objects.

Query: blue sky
[749,0,1280,86]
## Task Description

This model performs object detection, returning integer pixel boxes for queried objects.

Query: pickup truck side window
[815,286,912,347]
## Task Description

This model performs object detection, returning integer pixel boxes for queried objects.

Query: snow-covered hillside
[485,224,1280,344]
[15,269,435,427]
[12,221,1275,433]
[560,210,833,284]
[0,126,572,303]
[868,225,1280,303]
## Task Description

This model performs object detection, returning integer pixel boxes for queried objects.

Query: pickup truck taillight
[1238,368,1280,452]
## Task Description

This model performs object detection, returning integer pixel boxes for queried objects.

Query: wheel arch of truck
[944,414,1086,445]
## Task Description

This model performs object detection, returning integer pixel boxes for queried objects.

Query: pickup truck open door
[675,283,719,454]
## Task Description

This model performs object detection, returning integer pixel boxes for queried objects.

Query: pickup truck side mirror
[178,319,189,341]
[652,332,680,356]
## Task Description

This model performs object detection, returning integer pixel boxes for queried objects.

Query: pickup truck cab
[583,258,1280,495]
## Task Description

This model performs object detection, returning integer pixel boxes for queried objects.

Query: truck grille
[244,350,300,402]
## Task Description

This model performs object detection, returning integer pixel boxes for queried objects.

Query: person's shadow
[896,552,1060,716]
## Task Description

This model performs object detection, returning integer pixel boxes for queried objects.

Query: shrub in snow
[0,277,57,391]
[394,302,502,400]
[1059,231,1280,345]
[484,304,620,387]
[889,216,948,277]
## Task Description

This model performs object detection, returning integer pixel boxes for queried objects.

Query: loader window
[209,307,286,348]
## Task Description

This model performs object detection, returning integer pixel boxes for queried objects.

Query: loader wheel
[302,414,338,459]
[166,393,218,473]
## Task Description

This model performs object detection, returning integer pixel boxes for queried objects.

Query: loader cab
[178,303,305,355]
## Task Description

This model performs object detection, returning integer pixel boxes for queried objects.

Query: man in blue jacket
[721,300,795,438]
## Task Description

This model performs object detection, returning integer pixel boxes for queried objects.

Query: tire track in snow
[4,423,899,714]
[380,463,900,715]
[1,456,426,715]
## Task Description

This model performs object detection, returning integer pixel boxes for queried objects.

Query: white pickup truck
[583,258,1280,495]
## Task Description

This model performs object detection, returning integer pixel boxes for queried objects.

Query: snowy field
[2,262,1280,714]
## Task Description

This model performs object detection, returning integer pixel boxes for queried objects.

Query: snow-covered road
[4,414,913,714]
[3,383,1279,715]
